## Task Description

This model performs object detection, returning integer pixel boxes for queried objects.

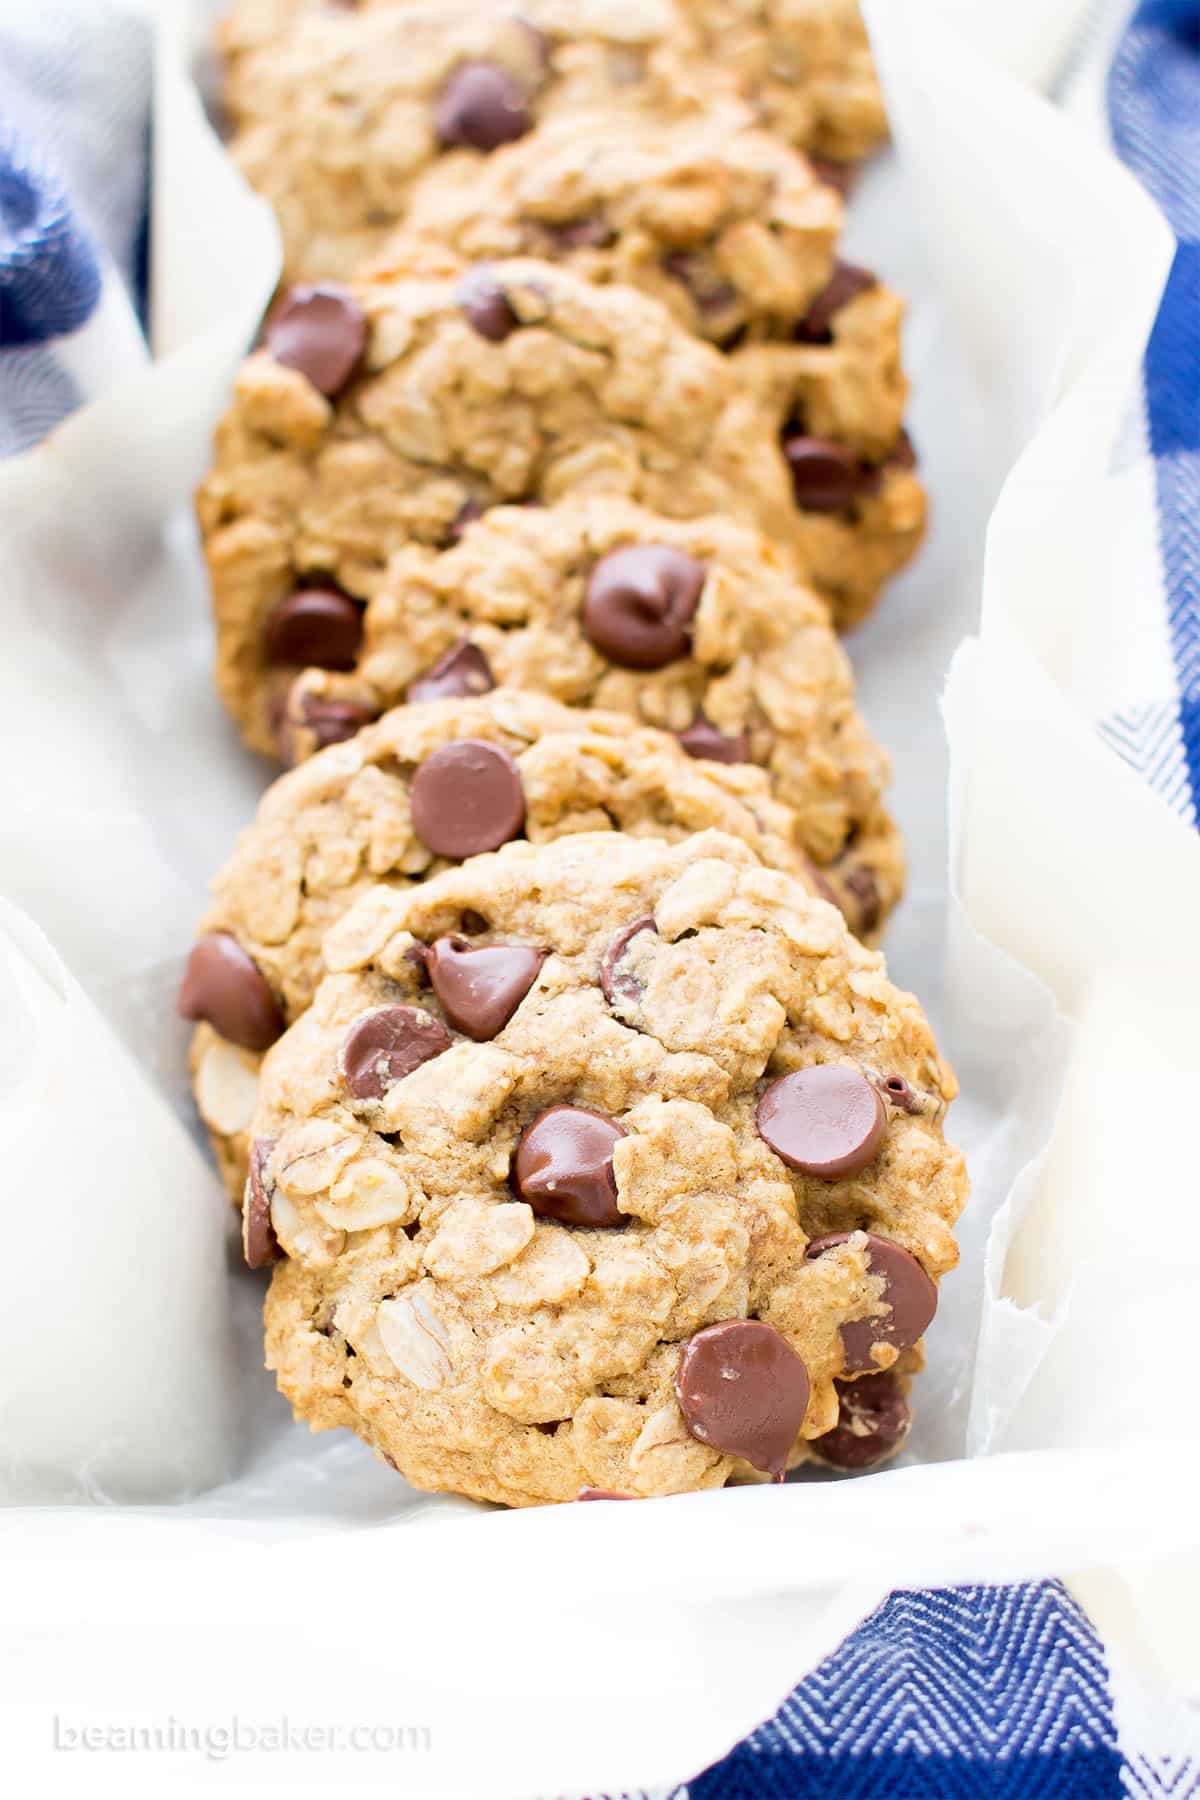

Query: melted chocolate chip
[406,640,495,705]
[810,158,857,198]
[842,864,882,936]
[598,916,657,1008]
[793,261,877,342]
[675,1319,810,1479]
[877,1073,922,1114]
[577,1487,636,1500]
[662,251,739,318]
[434,62,532,152]
[265,285,367,396]
[409,739,526,858]
[757,1066,886,1178]
[890,428,918,470]
[458,265,519,341]
[677,714,751,765]
[243,1137,280,1271]
[424,936,545,1039]
[447,497,486,543]
[810,1371,911,1471]
[583,545,706,669]
[262,588,363,670]
[340,1005,451,1101]
[512,1105,627,1227]
[805,1231,937,1369]
[782,434,882,512]
[178,935,284,1052]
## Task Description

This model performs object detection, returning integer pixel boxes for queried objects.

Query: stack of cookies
[181,0,968,1507]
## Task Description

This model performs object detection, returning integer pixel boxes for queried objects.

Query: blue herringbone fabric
[1097,0,1200,817]
[0,1,150,455]
[684,1584,1125,1798]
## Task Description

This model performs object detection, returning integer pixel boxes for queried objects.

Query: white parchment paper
[1,0,1195,1792]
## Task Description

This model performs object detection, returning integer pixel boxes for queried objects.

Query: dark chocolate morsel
[340,1005,451,1101]
[409,739,526,858]
[262,588,363,670]
[662,250,740,318]
[583,545,706,669]
[458,264,520,341]
[675,1319,810,1479]
[424,936,545,1039]
[599,915,658,1007]
[405,639,495,704]
[805,1231,937,1370]
[434,62,532,152]
[178,935,284,1052]
[243,1137,280,1271]
[876,1073,922,1114]
[264,285,367,396]
[677,714,751,765]
[842,863,882,935]
[890,428,918,469]
[793,261,877,342]
[577,1487,636,1500]
[549,217,615,249]
[756,1065,886,1178]
[782,434,882,512]
[810,1371,911,1471]
[809,158,857,197]
[512,1105,627,1227]
[448,497,485,542]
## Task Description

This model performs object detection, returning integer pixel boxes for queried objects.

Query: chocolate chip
[434,62,532,152]
[300,695,376,751]
[877,1073,922,1114]
[842,864,881,935]
[677,713,751,765]
[675,1319,810,1479]
[264,285,367,396]
[810,157,857,197]
[458,265,519,341]
[577,1487,635,1500]
[890,428,918,469]
[583,546,706,669]
[263,588,363,670]
[447,497,485,542]
[178,935,284,1052]
[804,859,840,909]
[340,1005,451,1101]
[599,915,657,1007]
[793,261,877,342]
[782,434,882,512]
[406,639,495,704]
[243,1137,279,1271]
[409,739,526,858]
[662,251,739,318]
[512,1105,627,1227]
[810,1371,911,1471]
[424,936,545,1039]
[549,217,615,249]
[757,1065,886,1178]
[806,1231,937,1369]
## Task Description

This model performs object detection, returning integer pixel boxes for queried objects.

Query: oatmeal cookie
[676,0,887,165]
[251,830,966,1505]
[180,690,899,1198]
[397,106,846,347]
[271,497,901,916]
[198,255,924,751]
[218,0,733,281]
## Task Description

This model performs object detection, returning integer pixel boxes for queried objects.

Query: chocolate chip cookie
[396,106,846,347]
[676,0,887,166]
[218,0,733,281]
[199,254,923,753]
[268,496,902,912]
[181,690,897,1199]
[252,829,966,1505]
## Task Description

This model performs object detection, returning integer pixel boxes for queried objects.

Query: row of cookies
[180,0,968,1504]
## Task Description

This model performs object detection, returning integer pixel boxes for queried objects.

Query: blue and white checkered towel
[2,2,1197,1795]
